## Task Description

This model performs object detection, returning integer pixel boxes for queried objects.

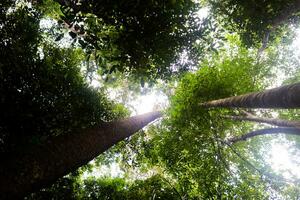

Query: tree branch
[222,114,300,129]
[227,127,300,144]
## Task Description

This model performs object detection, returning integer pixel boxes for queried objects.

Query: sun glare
[129,92,168,115]
[292,28,300,55]
[195,7,209,20]
[82,162,124,180]
[268,138,300,180]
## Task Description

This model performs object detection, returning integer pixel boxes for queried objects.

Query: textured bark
[227,127,300,144]
[200,83,300,109]
[0,111,162,199]
[223,115,300,129]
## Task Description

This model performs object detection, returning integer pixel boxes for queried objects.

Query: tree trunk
[227,127,300,144]
[222,115,300,129]
[199,83,300,109]
[0,111,162,199]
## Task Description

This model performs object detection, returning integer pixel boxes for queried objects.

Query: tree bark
[199,83,300,109]
[222,115,300,129]
[227,127,300,144]
[0,111,162,199]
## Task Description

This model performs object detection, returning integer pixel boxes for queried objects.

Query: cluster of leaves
[27,174,181,200]
[169,35,267,127]
[0,2,128,154]
[208,0,300,47]
[3,0,300,198]
[37,0,209,82]
[139,34,300,198]
[131,37,273,198]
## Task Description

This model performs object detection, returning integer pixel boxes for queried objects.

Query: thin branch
[221,114,300,129]
[222,140,265,176]
[212,134,262,190]
[239,110,255,117]
[257,30,271,61]
[223,140,286,193]
[222,140,299,185]
[228,127,299,143]
[227,127,300,144]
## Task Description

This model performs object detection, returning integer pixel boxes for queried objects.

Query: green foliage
[0,3,128,154]
[37,0,208,82]
[136,37,271,198]
[169,35,266,128]
[2,0,300,199]
[79,177,127,199]
[208,0,300,46]
[28,174,181,200]
[37,0,63,20]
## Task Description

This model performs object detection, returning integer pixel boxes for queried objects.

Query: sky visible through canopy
[82,30,300,183]
[5,1,300,199]
[33,3,300,197]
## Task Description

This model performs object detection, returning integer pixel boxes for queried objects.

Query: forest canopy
[1,0,300,199]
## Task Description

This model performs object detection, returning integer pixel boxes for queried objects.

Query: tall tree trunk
[222,115,300,129]
[227,127,300,144]
[199,83,300,109]
[0,111,162,199]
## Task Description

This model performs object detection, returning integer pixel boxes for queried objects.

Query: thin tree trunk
[0,111,162,199]
[227,127,300,144]
[222,115,300,129]
[256,30,270,60]
[199,83,300,109]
